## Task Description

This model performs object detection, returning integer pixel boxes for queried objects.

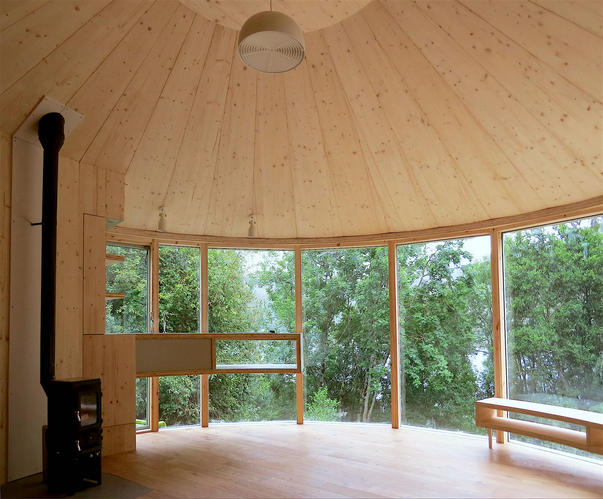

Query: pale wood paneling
[0,0,110,93]
[0,1,51,32]
[83,214,105,334]
[83,334,136,428]
[304,30,387,236]
[460,0,602,100]
[55,155,82,379]
[382,1,598,206]
[0,0,600,239]
[162,25,235,235]
[204,55,257,236]
[102,423,136,456]
[61,0,181,161]
[124,11,211,229]
[0,133,12,485]
[283,63,341,238]
[254,73,297,237]
[179,0,371,31]
[0,0,149,136]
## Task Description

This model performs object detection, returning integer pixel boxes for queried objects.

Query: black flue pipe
[38,112,65,393]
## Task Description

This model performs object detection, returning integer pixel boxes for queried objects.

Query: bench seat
[475,397,603,455]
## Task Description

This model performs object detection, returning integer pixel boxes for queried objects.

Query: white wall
[8,135,45,481]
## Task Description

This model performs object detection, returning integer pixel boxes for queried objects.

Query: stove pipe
[38,112,65,394]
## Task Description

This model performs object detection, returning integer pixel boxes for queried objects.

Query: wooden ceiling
[1,0,601,238]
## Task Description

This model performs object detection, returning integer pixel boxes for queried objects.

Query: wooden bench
[475,397,603,455]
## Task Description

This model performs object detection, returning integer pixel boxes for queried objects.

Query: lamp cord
[270,0,272,11]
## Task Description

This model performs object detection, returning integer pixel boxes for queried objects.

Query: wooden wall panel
[102,423,135,456]
[0,0,149,136]
[55,155,82,379]
[83,335,136,428]
[83,214,105,334]
[104,169,125,224]
[0,133,12,485]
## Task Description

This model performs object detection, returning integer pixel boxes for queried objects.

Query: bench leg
[488,428,492,449]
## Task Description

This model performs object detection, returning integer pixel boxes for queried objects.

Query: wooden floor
[103,422,603,498]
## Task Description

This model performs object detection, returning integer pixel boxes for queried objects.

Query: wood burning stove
[38,113,102,494]
[46,379,102,493]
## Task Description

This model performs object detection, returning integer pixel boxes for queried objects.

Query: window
[302,247,391,423]
[397,236,493,433]
[208,249,296,422]
[105,243,150,334]
[158,245,200,333]
[503,216,602,454]
[136,378,150,431]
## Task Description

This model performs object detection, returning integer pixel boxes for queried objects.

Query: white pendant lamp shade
[238,11,305,73]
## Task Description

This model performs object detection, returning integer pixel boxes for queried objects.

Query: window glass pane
[106,244,149,334]
[397,236,493,433]
[209,374,296,422]
[207,249,295,421]
[158,375,200,428]
[158,245,200,333]
[136,378,150,431]
[302,247,391,423]
[208,249,295,333]
[504,216,603,456]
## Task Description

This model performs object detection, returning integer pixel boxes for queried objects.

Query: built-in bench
[475,397,603,455]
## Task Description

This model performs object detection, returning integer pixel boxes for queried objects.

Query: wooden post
[150,240,160,431]
[388,242,401,429]
[150,376,159,432]
[200,244,209,427]
[295,247,303,425]
[491,230,508,444]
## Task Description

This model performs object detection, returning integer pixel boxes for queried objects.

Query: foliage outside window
[157,245,202,427]
[105,244,149,334]
[397,236,493,433]
[136,378,150,431]
[504,216,602,456]
[302,247,391,423]
[208,249,296,422]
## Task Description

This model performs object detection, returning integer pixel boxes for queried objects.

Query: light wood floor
[103,422,603,498]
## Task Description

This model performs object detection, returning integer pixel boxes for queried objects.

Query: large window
[397,236,493,433]
[157,245,202,428]
[503,216,602,454]
[208,249,296,422]
[302,247,391,423]
[158,245,200,333]
[106,243,149,334]
[136,378,150,431]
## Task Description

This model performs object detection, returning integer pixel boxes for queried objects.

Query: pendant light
[238,0,305,73]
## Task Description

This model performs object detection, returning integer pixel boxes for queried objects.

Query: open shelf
[105,292,125,300]
[105,253,125,265]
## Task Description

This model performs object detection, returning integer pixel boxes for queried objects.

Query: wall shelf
[105,253,125,265]
[105,292,125,301]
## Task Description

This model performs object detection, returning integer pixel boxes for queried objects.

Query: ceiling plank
[416,0,602,183]
[124,11,212,230]
[82,1,190,173]
[283,61,342,238]
[459,0,602,100]
[203,55,257,237]
[0,0,51,32]
[254,73,298,237]
[530,0,603,37]
[305,30,389,236]
[383,0,595,207]
[62,0,181,161]
[162,25,237,235]
[0,0,149,136]
[0,0,111,93]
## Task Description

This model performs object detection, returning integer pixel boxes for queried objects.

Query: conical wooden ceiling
[1,0,601,238]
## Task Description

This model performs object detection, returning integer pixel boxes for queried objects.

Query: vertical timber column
[150,240,159,432]
[388,242,401,429]
[295,247,303,424]
[200,244,209,427]
[491,230,508,443]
